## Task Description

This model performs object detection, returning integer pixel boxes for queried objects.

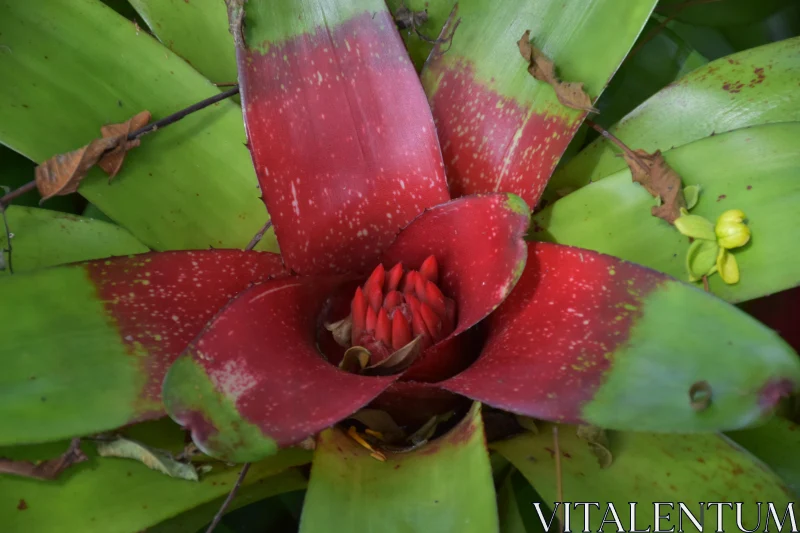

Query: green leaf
[0,206,148,275]
[656,0,793,27]
[727,416,800,497]
[549,37,800,196]
[492,424,797,532]
[685,239,720,282]
[497,470,547,533]
[532,122,800,303]
[684,184,701,210]
[299,403,498,533]
[0,0,278,253]
[674,214,716,241]
[96,437,198,481]
[592,21,708,130]
[0,419,311,533]
[128,0,237,85]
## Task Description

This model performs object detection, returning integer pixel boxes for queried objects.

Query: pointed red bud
[420,302,442,341]
[391,313,412,350]
[405,293,421,313]
[367,286,383,312]
[402,270,418,294]
[351,287,367,346]
[410,307,431,348]
[385,262,404,292]
[375,308,392,347]
[414,273,427,303]
[364,264,385,295]
[423,280,447,316]
[365,305,378,333]
[419,255,439,283]
[383,290,403,311]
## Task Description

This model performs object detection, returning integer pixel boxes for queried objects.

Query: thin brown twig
[244,220,273,251]
[0,86,241,208]
[213,82,239,87]
[0,203,12,274]
[553,426,564,533]
[702,275,710,292]
[204,462,251,533]
[584,119,649,173]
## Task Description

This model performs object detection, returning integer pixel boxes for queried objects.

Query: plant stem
[245,220,273,251]
[553,426,564,533]
[204,462,251,533]
[0,86,241,207]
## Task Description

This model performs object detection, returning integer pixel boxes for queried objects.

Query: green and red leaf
[163,276,397,462]
[299,402,499,533]
[237,0,449,275]
[0,250,284,445]
[421,0,658,207]
[441,242,800,431]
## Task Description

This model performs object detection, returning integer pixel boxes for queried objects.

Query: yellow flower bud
[716,248,740,284]
[715,209,750,249]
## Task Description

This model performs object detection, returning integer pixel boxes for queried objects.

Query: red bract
[154,4,799,462]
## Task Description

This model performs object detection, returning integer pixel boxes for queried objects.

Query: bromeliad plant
[2,0,800,531]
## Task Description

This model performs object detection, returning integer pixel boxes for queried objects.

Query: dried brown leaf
[518,30,597,113]
[34,111,150,201]
[576,425,613,469]
[622,149,687,224]
[97,111,151,178]
[363,335,424,376]
[0,438,87,480]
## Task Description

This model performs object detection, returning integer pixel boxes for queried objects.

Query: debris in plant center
[35,111,151,201]
[0,438,86,481]
[517,30,598,113]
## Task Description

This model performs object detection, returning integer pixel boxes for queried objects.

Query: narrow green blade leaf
[593,22,708,130]
[300,403,499,533]
[128,0,237,85]
[550,37,800,196]
[533,123,800,303]
[1,206,148,275]
[492,424,797,532]
[0,0,277,252]
[727,416,800,496]
[0,420,310,533]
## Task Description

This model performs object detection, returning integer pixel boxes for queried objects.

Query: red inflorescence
[350,256,456,363]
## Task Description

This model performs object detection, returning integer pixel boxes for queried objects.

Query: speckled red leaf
[380,193,531,381]
[236,0,449,275]
[163,276,397,462]
[85,250,287,411]
[0,250,285,445]
[441,242,800,432]
[421,0,659,207]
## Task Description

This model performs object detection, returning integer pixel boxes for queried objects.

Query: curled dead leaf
[0,438,87,480]
[518,30,598,113]
[347,409,406,444]
[576,425,613,469]
[363,335,424,376]
[622,149,687,224]
[339,346,371,373]
[34,111,151,201]
[325,316,353,348]
[96,437,198,481]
